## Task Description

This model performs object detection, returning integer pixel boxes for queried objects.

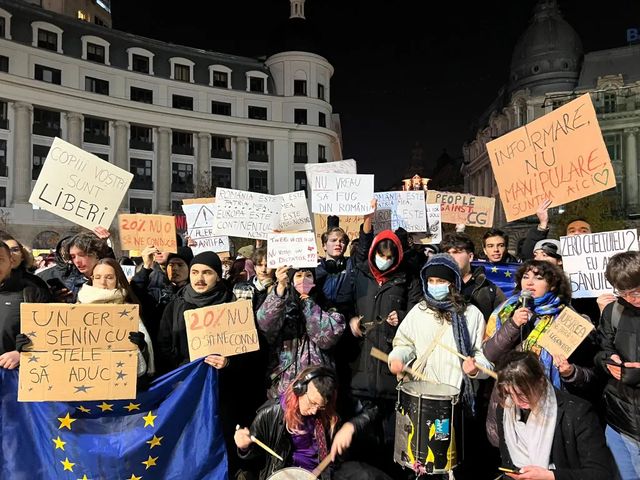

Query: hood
[368,230,404,284]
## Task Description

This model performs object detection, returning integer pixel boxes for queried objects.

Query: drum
[394,381,461,475]
[267,467,316,480]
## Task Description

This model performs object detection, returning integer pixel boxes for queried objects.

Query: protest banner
[267,232,318,268]
[313,213,361,254]
[411,204,442,245]
[373,191,427,233]
[119,214,177,253]
[18,303,138,401]
[560,228,639,298]
[182,201,230,254]
[426,190,495,227]
[29,137,133,230]
[274,191,312,232]
[184,300,259,360]
[486,93,616,222]
[305,159,357,187]
[311,173,374,215]
[537,307,595,359]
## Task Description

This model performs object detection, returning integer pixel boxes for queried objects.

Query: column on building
[113,121,130,210]
[273,138,290,194]
[235,137,248,191]
[196,132,210,194]
[483,167,492,197]
[625,128,639,211]
[66,112,83,147]
[157,127,172,213]
[12,102,32,205]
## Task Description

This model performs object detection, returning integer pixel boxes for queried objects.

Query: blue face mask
[428,283,450,300]
[375,255,394,271]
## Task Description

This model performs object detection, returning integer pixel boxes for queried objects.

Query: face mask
[428,283,450,300]
[294,276,315,295]
[375,255,394,271]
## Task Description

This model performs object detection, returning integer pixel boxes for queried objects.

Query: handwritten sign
[486,94,616,222]
[274,191,312,232]
[560,229,639,298]
[537,307,595,359]
[305,159,357,187]
[267,232,318,268]
[373,191,427,233]
[119,214,177,253]
[426,190,495,227]
[121,265,136,281]
[184,300,259,360]
[28,137,133,229]
[313,214,361,254]
[182,202,230,254]
[411,204,442,245]
[18,303,138,401]
[311,173,374,215]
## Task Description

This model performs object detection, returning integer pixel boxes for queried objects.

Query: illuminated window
[77,10,89,22]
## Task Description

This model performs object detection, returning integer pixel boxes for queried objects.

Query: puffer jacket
[349,228,422,399]
[595,298,640,441]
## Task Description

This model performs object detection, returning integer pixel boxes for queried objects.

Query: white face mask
[375,254,394,271]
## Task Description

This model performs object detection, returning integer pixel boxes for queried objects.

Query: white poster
[373,191,427,233]
[267,232,318,269]
[182,202,230,254]
[311,173,374,215]
[304,159,357,188]
[411,204,442,245]
[273,191,312,232]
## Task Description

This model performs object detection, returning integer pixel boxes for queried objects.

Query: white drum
[267,467,316,480]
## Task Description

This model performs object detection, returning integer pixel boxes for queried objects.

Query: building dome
[509,0,583,94]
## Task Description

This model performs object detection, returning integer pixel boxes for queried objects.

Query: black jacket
[461,266,505,320]
[315,256,356,320]
[495,389,613,480]
[520,225,549,260]
[595,298,640,441]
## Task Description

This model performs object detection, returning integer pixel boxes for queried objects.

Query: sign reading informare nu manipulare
[486,93,616,222]
[29,137,133,230]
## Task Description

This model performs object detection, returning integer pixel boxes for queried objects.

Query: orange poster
[119,214,178,253]
[486,93,615,222]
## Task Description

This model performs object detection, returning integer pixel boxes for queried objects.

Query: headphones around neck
[292,367,337,397]
[324,256,346,274]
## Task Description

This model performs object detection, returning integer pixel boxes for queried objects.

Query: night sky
[111,0,640,188]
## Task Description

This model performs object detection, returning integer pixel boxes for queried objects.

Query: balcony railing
[130,177,154,190]
[172,144,194,155]
[83,133,110,145]
[294,155,308,163]
[211,149,232,159]
[172,182,194,193]
[0,118,8,130]
[33,124,61,137]
[0,164,7,177]
[248,153,268,163]
[130,139,154,151]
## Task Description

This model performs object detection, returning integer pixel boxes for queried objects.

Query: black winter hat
[167,246,194,267]
[190,251,222,278]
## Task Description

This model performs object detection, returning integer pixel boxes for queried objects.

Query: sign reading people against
[537,307,595,359]
[29,137,133,230]
[212,188,312,240]
[426,190,495,227]
[560,228,639,298]
[267,232,318,268]
[18,303,139,401]
[373,191,427,233]
[184,300,259,360]
[182,199,230,255]
[486,94,616,222]
[313,214,361,254]
[119,214,178,253]
[311,173,375,215]
[411,204,442,245]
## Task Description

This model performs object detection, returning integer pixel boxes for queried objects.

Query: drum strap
[411,323,448,381]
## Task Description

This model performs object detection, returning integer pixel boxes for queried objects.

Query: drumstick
[369,347,431,383]
[436,342,498,380]
[311,455,333,478]
[250,435,284,461]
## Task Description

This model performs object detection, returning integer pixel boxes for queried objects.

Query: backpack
[611,300,624,330]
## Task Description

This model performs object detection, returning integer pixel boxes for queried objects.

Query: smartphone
[604,358,622,366]
[498,467,520,474]
[46,278,67,291]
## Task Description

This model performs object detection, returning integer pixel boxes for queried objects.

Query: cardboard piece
[182,197,215,205]
[119,214,178,253]
[311,173,375,215]
[29,137,133,229]
[537,307,595,359]
[426,190,495,227]
[182,202,230,254]
[304,159,357,187]
[486,93,616,222]
[267,232,318,268]
[18,303,139,401]
[313,214,361,254]
[184,300,259,360]
[560,228,639,298]
[373,191,427,233]
[411,204,442,245]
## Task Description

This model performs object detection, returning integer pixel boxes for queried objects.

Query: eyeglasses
[614,288,640,298]
[305,392,327,411]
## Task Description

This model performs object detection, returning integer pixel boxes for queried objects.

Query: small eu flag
[472,261,519,298]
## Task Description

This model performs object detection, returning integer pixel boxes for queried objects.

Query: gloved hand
[15,333,32,352]
[128,331,147,352]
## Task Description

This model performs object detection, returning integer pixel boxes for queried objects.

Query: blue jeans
[606,425,640,480]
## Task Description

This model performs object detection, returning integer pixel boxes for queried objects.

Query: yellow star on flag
[146,435,163,449]
[142,411,157,428]
[127,474,142,480]
[60,457,75,472]
[124,402,141,412]
[78,475,90,480]
[141,455,158,470]
[76,405,91,413]
[52,435,66,450]
[58,413,76,430]
[97,402,114,412]
[491,266,498,273]
[504,271,512,277]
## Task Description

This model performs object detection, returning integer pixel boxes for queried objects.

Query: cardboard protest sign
[426,190,495,227]
[560,229,639,298]
[184,300,259,360]
[274,191,312,232]
[267,232,318,268]
[486,94,616,222]
[29,137,133,230]
[182,202,230,254]
[313,214,361,254]
[373,191,427,233]
[411,204,442,245]
[537,307,595,359]
[18,303,138,401]
[311,173,374,215]
[305,159,357,187]
[119,214,177,253]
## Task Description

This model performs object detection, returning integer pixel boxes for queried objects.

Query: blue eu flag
[0,361,228,479]
[472,261,520,298]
